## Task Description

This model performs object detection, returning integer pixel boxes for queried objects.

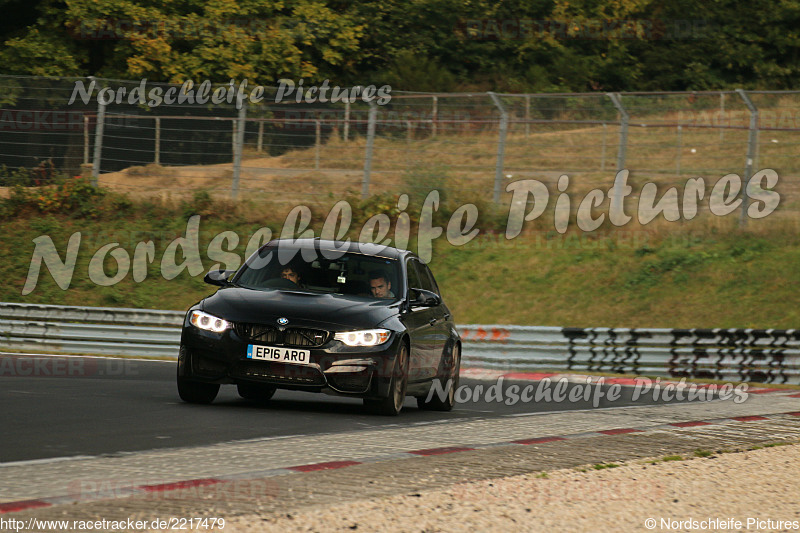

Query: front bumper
[180,322,403,398]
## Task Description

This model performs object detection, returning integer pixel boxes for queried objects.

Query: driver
[281,266,302,286]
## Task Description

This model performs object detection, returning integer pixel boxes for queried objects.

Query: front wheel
[364,344,409,416]
[177,376,219,404]
[176,346,219,404]
[417,344,460,411]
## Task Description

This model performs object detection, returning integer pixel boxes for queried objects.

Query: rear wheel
[237,381,277,402]
[364,344,409,416]
[176,346,220,404]
[417,344,460,411]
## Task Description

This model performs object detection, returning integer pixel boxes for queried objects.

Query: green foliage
[353,192,402,226]
[592,462,620,470]
[401,166,450,220]
[182,190,215,218]
[108,194,134,217]
[2,1,800,91]
[0,166,36,187]
[0,175,105,218]
[626,249,714,288]
[381,51,457,92]
[0,0,364,83]
[0,160,58,187]
[2,188,800,330]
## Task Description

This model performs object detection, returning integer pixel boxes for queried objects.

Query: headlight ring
[190,310,230,333]
[334,329,391,347]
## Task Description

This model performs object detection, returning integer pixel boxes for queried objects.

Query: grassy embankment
[2,103,799,329]
[2,206,798,329]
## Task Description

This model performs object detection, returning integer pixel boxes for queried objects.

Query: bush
[0,160,58,187]
[0,175,105,218]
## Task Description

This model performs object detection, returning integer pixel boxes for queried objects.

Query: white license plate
[247,345,311,365]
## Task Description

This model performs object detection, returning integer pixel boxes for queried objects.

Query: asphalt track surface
[0,354,724,464]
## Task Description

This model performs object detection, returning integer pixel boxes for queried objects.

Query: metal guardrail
[0,302,183,358]
[1,303,799,383]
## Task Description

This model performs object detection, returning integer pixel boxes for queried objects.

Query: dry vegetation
[94,98,800,228]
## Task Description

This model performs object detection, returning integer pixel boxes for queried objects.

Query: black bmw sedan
[177,238,461,415]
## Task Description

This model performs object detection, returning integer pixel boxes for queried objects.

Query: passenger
[368,270,395,298]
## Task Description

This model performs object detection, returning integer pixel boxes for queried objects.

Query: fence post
[257,120,264,152]
[736,89,759,227]
[231,120,237,158]
[432,96,438,137]
[343,100,350,141]
[362,102,377,199]
[600,123,607,172]
[719,92,725,143]
[606,93,629,215]
[83,115,90,165]
[91,100,106,186]
[525,95,531,137]
[230,103,247,199]
[154,117,160,165]
[488,92,508,205]
[406,120,413,144]
[315,118,321,170]
[676,125,682,177]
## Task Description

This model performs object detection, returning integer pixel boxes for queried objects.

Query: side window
[416,263,435,294]
[419,264,440,296]
[406,259,423,295]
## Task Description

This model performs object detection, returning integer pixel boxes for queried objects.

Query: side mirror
[410,288,441,307]
[204,269,235,287]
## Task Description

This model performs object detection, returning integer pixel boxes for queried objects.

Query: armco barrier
[0,302,183,358]
[1,303,799,383]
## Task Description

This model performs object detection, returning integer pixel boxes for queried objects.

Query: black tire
[417,343,460,411]
[177,376,220,404]
[176,346,219,404]
[364,344,409,416]
[237,381,277,402]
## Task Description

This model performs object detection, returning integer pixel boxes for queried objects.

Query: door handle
[429,318,438,326]
[443,313,451,320]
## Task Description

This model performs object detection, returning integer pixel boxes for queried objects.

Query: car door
[417,262,449,376]
[401,258,438,383]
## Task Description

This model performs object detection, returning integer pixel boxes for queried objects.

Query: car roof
[265,238,411,260]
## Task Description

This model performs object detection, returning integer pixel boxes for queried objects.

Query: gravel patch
[221,444,800,532]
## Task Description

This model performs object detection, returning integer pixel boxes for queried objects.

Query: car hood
[201,286,399,330]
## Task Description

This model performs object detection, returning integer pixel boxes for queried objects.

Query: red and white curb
[3,410,800,515]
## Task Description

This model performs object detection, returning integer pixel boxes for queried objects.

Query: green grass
[592,463,621,470]
[1,205,799,329]
[4,103,792,330]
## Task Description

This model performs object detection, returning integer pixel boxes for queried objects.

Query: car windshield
[233,244,401,300]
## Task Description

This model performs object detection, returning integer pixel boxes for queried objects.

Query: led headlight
[334,329,391,347]
[190,310,230,333]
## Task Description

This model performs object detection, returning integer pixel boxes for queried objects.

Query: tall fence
[2,302,798,384]
[2,75,800,218]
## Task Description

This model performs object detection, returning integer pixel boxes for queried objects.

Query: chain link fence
[1,75,799,220]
